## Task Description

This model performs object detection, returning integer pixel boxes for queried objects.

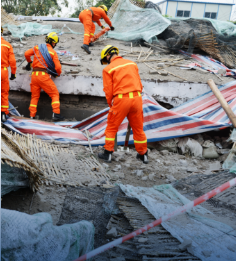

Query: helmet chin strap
[107,53,116,64]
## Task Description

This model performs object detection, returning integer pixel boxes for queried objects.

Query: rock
[102,163,109,169]
[136,170,144,177]
[208,161,221,171]
[202,250,212,257]
[178,238,192,251]
[149,70,159,75]
[138,237,148,243]
[109,173,119,181]
[37,208,42,212]
[106,227,117,238]
[203,141,219,159]
[160,150,169,156]
[187,167,198,173]
[113,165,121,172]
[165,174,176,182]
[149,173,155,181]
[157,63,165,68]
[218,69,227,76]
[179,159,188,166]
[159,71,168,76]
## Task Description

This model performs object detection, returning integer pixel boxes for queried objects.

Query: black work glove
[9,73,16,80]
[101,25,105,29]
[25,62,32,71]
[110,26,115,31]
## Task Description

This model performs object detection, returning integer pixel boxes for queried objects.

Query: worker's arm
[9,45,17,74]
[52,52,62,76]
[101,11,112,27]
[24,48,35,63]
[103,70,113,107]
[96,19,102,27]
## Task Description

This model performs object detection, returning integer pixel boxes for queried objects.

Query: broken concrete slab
[106,227,118,238]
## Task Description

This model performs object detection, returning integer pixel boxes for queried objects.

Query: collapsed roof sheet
[107,0,171,43]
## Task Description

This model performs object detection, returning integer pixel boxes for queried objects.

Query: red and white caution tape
[74,177,236,261]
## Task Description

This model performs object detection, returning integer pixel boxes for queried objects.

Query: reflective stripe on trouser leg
[51,100,60,114]
[82,16,94,45]
[1,68,10,113]
[105,137,116,152]
[89,23,96,43]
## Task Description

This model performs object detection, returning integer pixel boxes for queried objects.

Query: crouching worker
[1,27,17,122]
[98,45,148,164]
[79,5,114,54]
[24,32,64,121]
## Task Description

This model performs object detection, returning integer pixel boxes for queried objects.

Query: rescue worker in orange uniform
[98,45,148,164]
[1,27,17,122]
[24,32,64,121]
[79,5,114,54]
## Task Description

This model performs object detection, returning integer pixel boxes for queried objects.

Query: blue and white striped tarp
[4,81,236,146]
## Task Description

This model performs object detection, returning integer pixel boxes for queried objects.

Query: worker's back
[25,44,61,75]
[103,56,142,96]
[1,37,16,71]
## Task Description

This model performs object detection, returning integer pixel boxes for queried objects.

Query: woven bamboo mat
[1,128,111,192]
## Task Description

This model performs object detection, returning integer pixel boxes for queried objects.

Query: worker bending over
[79,5,114,54]
[25,32,64,121]
[1,27,17,122]
[99,45,148,164]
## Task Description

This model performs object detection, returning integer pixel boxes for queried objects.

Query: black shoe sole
[81,46,91,54]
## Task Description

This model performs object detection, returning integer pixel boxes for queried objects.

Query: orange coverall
[103,56,147,155]
[25,44,62,117]
[79,7,112,45]
[1,37,17,114]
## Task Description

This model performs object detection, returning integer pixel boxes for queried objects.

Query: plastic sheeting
[108,0,171,43]
[2,22,60,40]
[1,209,94,261]
[120,184,236,261]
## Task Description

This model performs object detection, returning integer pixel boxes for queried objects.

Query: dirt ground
[3,21,234,85]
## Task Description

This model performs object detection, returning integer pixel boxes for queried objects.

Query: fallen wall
[11,74,211,107]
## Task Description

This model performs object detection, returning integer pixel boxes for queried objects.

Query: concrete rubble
[1,6,236,261]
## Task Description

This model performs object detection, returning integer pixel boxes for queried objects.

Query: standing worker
[24,32,64,121]
[1,27,17,122]
[98,45,148,164]
[79,5,114,54]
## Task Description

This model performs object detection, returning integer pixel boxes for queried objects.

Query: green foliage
[70,0,116,18]
[70,0,95,18]
[163,14,172,18]
[2,0,68,16]
[95,0,116,10]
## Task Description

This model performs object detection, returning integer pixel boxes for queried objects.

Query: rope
[33,44,58,77]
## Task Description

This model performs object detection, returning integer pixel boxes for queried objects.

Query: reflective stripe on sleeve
[1,105,9,108]
[1,44,10,48]
[30,104,37,107]
[108,63,137,74]
[134,140,147,144]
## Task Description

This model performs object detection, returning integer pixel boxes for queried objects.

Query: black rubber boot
[81,44,91,54]
[30,117,35,119]
[98,149,113,163]
[52,113,65,121]
[1,112,7,122]
[89,42,94,47]
[136,151,148,164]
